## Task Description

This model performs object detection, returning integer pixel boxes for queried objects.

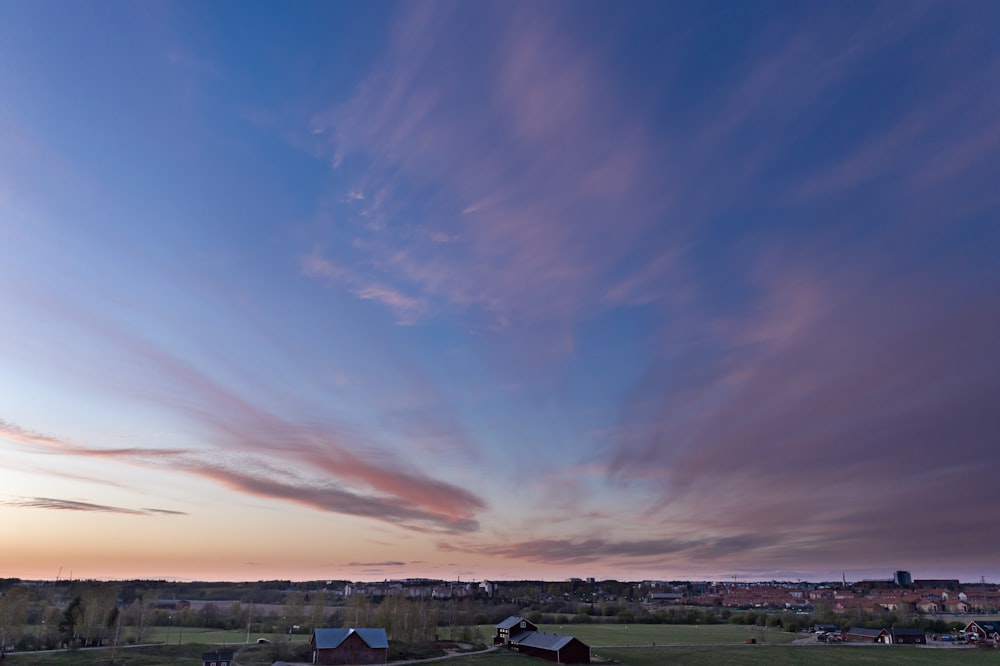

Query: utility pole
[246,605,253,644]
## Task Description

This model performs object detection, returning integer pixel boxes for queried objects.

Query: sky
[1,1,998,585]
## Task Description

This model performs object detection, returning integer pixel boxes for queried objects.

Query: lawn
[8,641,998,666]
[436,646,1000,666]
[138,626,257,645]
[535,623,799,645]
[592,645,1000,665]
[4,643,224,665]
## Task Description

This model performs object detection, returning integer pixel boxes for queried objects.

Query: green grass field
[592,645,1000,665]
[7,641,998,666]
[535,623,799,645]
[8,623,999,666]
[4,643,225,665]
[436,646,1000,666]
[438,622,797,646]
[138,626,257,644]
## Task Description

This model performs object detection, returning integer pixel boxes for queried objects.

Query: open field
[4,643,228,665]
[139,626,261,644]
[7,642,999,666]
[591,645,1000,665]
[436,646,1000,666]
[537,623,799,645]
[438,622,798,646]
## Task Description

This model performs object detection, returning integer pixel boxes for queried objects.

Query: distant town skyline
[3,569,993,586]
[2,1,998,584]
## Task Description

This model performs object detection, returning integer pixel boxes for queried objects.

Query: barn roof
[353,628,389,649]
[511,630,580,651]
[844,627,887,637]
[312,627,388,649]
[890,627,925,636]
[497,615,531,629]
[969,620,1000,633]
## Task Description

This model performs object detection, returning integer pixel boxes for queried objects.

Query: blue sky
[1,0,998,582]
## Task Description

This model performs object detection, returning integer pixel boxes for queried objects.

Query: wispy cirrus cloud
[304,1,673,332]
[143,507,188,516]
[604,246,1000,573]
[439,532,777,567]
[0,418,63,448]
[0,288,487,532]
[3,415,483,533]
[2,251,487,533]
[301,249,425,325]
[2,497,186,516]
[196,463,477,533]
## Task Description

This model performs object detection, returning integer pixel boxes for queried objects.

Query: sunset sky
[1,1,998,584]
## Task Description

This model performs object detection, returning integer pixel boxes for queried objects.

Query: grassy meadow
[437,646,1000,666]
[6,641,998,666]
[4,643,226,665]
[537,622,799,645]
[6,623,998,666]
[137,626,258,644]
[437,622,798,646]
[592,645,1000,665]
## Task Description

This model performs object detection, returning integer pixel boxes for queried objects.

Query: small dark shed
[201,650,233,666]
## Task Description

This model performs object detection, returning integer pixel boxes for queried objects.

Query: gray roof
[845,627,886,637]
[890,627,925,636]
[312,627,389,649]
[511,630,582,651]
[969,620,1000,633]
[497,615,529,630]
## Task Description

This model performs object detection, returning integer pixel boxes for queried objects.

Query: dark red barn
[510,630,590,664]
[310,627,388,665]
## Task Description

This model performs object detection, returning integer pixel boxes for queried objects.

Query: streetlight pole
[246,605,253,644]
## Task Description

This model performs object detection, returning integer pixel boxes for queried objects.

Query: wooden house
[495,616,538,645]
[964,620,1000,642]
[310,627,388,665]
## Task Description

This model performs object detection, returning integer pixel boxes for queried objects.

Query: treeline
[725,610,965,634]
[0,578,971,654]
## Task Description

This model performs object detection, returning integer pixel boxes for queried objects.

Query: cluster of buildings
[494,616,590,664]
[823,619,1000,646]
[343,579,495,599]
[272,619,588,666]
[652,575,1000,614]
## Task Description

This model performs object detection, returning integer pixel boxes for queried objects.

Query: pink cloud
[177,458,479,533]
[301,248,425,324]
[605,250,1000,572]
[304,2,673,333]
[1,286,486,532]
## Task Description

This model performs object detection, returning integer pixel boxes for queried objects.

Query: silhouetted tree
[60,597,84,647]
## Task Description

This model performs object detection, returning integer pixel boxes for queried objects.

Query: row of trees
[1,578,975,654]
[0,585,120,651]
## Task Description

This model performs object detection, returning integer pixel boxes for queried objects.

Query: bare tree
[309,590,326,630]
[0,586,29,653]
